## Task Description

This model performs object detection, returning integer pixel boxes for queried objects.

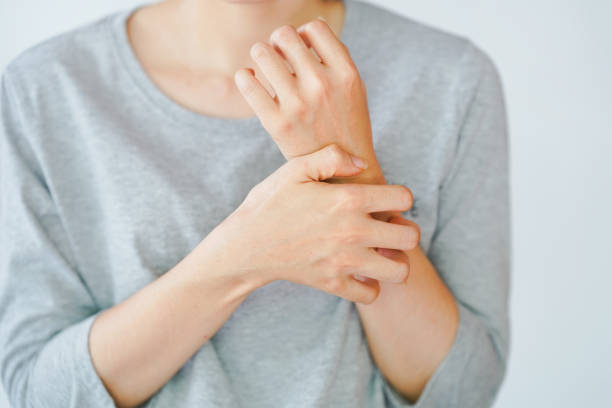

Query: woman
[0,0,510,407]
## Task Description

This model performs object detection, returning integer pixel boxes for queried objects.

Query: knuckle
[338,65,359,87]
[334,186,362,210]
[330,252,353,271]
[285,96,308,118]
[294,101,309,119]
[337,228,362,245]
[309,72,330,99]
[321,275,345,294]
[325,143,345,166]
[273,118,294,135]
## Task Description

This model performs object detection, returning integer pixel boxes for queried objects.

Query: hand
[234,19,381,183]
[354,213,420,286]
[378,214,420,271]
[201,144,418,304]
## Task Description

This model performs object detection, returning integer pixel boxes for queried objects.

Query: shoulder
[348,1,503,102]
[2,10,122,103]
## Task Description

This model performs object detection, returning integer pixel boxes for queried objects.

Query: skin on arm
[355,199,459,402]
[89,144,419,407]
[88,244,260,408]
[234,19,459,402]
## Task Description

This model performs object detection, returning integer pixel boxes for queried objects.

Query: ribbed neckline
[108,0,360,132]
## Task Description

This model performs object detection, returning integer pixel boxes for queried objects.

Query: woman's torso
[3,1,484,405]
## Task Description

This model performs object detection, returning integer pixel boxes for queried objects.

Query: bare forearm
[348,166,459,402]
[356,246,458,402]
[89,239,266,408]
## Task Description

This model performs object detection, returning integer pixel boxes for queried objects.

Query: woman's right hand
[200,144,420,304]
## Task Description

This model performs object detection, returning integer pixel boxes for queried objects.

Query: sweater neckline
[108,0,360,133]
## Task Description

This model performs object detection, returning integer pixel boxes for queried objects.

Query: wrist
[186,227,272,299]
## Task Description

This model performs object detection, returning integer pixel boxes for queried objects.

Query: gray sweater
[0,1,511,407]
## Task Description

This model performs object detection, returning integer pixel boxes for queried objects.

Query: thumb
[291,143,368,182]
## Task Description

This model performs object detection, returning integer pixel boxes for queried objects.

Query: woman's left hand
[235,19,383,184]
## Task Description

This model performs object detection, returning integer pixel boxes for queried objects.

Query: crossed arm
[235,19,459,403]
[234,19,509,406]
[0,17,508,408]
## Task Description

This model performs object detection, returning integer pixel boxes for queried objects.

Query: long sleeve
[0,72,115,407]
[382,43,511,408]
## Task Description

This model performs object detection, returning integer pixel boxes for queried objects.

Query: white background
[1,0,611,407]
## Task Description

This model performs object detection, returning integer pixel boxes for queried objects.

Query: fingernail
[317,15,328,22]
[351,155,368,169]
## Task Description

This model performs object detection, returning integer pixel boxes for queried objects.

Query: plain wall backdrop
[1,0,611,407]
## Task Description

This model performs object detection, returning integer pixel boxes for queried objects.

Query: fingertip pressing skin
[346,275,380,305]
[401,185,415,210]
[374,247,411,284]
[387,214,422,246]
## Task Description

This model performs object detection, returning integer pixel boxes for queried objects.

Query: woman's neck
[130,0,345,75]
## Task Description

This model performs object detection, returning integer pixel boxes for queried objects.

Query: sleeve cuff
[75,312,117,407]
[379,302,482,408]
[27,311,116,407]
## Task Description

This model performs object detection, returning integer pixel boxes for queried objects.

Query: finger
[385,215,422,246]
[376,247,402,259]
[377,247,412,276]
[370,210,401,223]
[351,248,409,283]
[234,68,279,119]
[340,275,380,304]
[360,218,420,251]
[377,246,412,262]
[269,25,321,78]
[388,214,415,226]
[340,184,414,213]
[297,19,352,67]
[291,143,368,182]
[249,42,297,102]
[353,274,374,283]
